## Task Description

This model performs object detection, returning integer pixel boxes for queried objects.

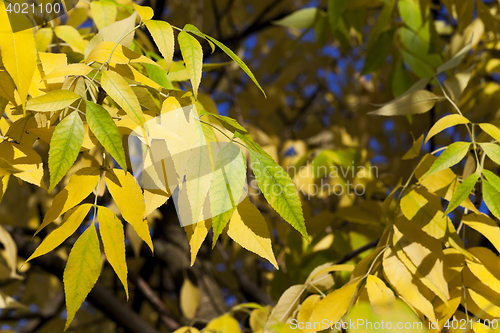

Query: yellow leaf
[37,167,100,236]
[85,41,160,67]
[133,3,154,21]
[0,70,16,104]
[178,31,202,98]
[309,278,361,323]
[463,213,500,254]
[34,28,53,52]
[479,123,500,143]
[180,278,201,319]
[43,63,93,82]
[105,169,153,252]
[91,0,117,30]
[466,247,500,297]
[382,247,437,322]
[0,141,44,188]
[184,219,211,266]
[206,314,241,333]
[110,64,162,91]
[144,188,170,218]
[305,263,353,292]
[63,223,101,329]
[39,52,67,84]
[27,204,92,262]
[402,134,424,160]
[296,294,321,333]
[26,90,81,112]
[54,25,88,53]
[227,198,278,269]
[0,2,36,111]
[144,20,174,71]
[425,114,470,145]
[101,70,145,126]
[97,206,128,299]
[0,225,19,279]
[366,275,395,308]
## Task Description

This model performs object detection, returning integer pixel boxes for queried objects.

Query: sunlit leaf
[479,143,500,165]
[26,90,81,112]
[368,90,439,116]
[426,114,470,145]
[144,20,174,71]
[178,31,203,99]
[425,142,471,178]
[445,170,480,214]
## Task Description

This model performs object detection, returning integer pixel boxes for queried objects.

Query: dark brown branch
[334,239,380,265]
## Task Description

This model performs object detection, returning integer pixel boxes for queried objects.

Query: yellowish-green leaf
[85,101,127,170]
[366,275,395,308]
[248,148,307,238]
[445,170,480,214]
[206,314,241,333]
[482,169,500,191]
[482,179,500,220]
[368,90,439,116]
[426,114,470,145]
[178,31,203,98]
[179,278,201,320]
[479,123,500,143]
[34,28,53,52]
[48,111,85,191]
[63,223,101,330]
[91,0,117,30]
[479,143,500,165]
[97,206,128,299]
[38,167,100,236]
[426,142,471,177]
[227,198,278,269]
[297,294,321,327]
[26,90,81,112]
[0,3,36,111]
[85,41,160,67]
[28,204,92,262]
[309,278,361,323]
[101,70,145,126]
[463,212,500,254]
[105,169,153,252]
[43,64,93,82]
[144,20,174,72]
[54,25,88,53]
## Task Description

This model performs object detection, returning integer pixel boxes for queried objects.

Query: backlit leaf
[479,123,500,143]
[482,179,500,221]
[54,25,88,53]
[463,212,500,254]
[133,3,154,21]
[206,314,241,333]
[144,20,174,72]
[445,170,480,214]
[43,64,93,81]
[63,223,101,329]
[26,90,81,112]
[101,70,145,126]
[366,275,395,308]
[227,198,278,268]
[91,0,117,30]
[273,8,321,29]
[85,101,127,170]
[97,206,128,298]
[368,90,439,116]
[479,142,500,165]
[263,284,306,333]
[28,204,92,262]
[178,31,203,99]
[426,114,470,145]
[48,112,85,191]
[425,142,471,178]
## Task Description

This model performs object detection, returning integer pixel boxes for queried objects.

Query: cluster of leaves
[0,0,311,330]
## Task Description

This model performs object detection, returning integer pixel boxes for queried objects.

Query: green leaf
[63,223,101,330]
[144,20,175,71]
[178,31,203,99]
[327,0,348,31]
[199,109,248,134]
[362,28,395,74]
[48,111,85,191]
[426,114,470,145]
[402,51,435,78]
[98,206,128,299]
[425,142,471,178]
[479,142,500,165]
[184,24,215,53]
[248,149,307,238]
[183,28,266,98]
[27,204,92,262]
[479,123,500,143]
[482,169,500,191]
[392,58,415,98]
[273,8,321,29]
[101,70,145,126]
[26,90,81,112]
[482,180,500,220]
[85,101,127,170]
[143,63,174,90]
[368,90,439,116]
[445,170,480,214]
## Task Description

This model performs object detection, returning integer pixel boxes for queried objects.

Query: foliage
[2,0,500,332]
